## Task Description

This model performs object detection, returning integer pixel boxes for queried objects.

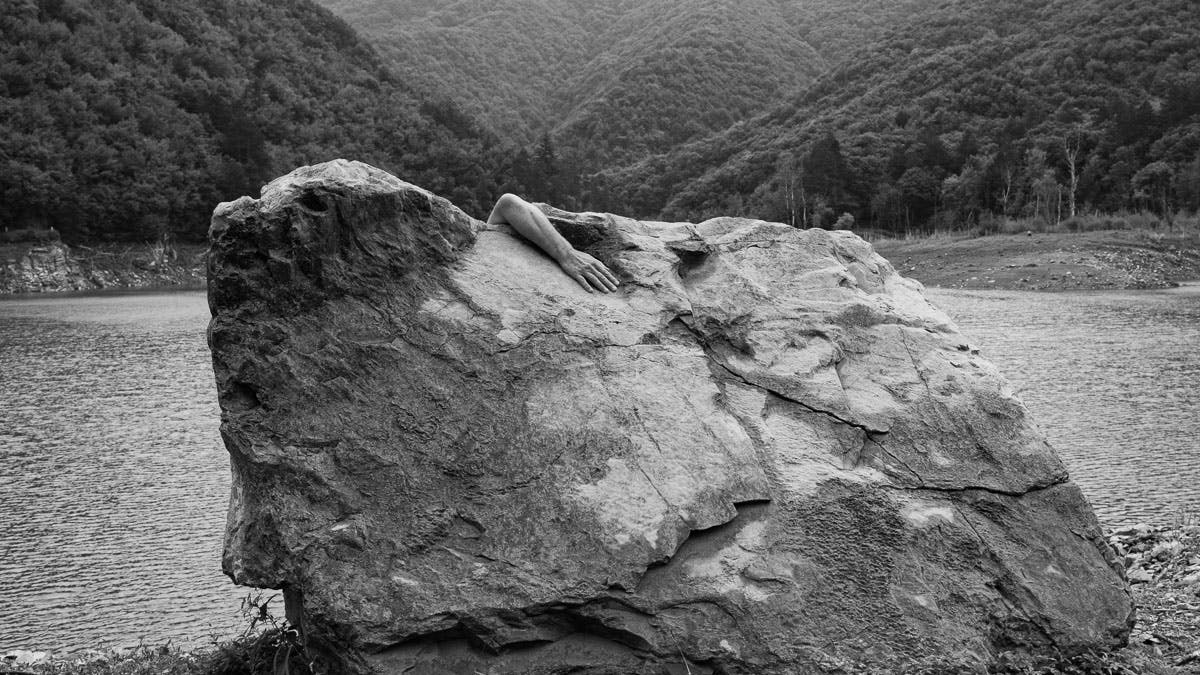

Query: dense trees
[593,0,1200,232]
[316,0,932,141]
[314,0,928,196]
[7,0,1196,243]
[0,0,524,242]
[324,0,1199,234]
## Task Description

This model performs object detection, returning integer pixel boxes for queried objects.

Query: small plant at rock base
[202,593,315,675]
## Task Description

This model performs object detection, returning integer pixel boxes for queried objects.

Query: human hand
[559,250,620,293]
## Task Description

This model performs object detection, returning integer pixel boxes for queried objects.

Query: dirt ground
[872,229,1200,291]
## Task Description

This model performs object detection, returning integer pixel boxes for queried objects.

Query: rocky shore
[0,241,206,294]
[873,229,1200,291]
[1109,522,1200,671]
[7,228,1197,296]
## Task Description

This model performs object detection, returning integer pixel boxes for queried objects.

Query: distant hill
[602,0,1200,230]
[313,0,621,144]
[0,0,512,242]
[312,0,929,187]
[549,0,824,172]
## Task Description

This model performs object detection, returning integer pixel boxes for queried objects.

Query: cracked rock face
[207,160,1132,673]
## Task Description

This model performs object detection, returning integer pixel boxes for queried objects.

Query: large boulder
[207,160,1131,673]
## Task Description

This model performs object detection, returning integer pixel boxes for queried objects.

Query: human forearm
[486,193,619,293]
[507,212,575,263]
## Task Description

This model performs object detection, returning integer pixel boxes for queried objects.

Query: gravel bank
[873,229,1200,291]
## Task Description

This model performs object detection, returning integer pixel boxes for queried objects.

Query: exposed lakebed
[0,286,1196,654]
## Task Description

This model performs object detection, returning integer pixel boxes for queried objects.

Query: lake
[0,291,244,656]
[927,283,1200,528]
[0,286,1197,655]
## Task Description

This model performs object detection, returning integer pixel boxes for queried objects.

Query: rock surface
[0,242,89,293]
[0,241,206,294]
[207,160,1132,673]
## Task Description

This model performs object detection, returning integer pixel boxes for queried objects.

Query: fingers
[565,252,621,293]
[581,268,617,293]
[569,272,594,293]
[599,271,619,292]
[597,263,620,289]
[582,255,619,292]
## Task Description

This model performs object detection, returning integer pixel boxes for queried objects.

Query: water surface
[929,283,1200,526]
[0,291,246,655]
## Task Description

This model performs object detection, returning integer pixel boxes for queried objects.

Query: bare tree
[1001,166,1014,218]
[1061,118,1091,219]
[1062,135,1080,218]
[776,154,799,228]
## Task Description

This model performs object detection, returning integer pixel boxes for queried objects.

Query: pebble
[1128,567,1155,583]
[2,650,50,665]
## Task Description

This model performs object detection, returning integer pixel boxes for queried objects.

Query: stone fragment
[1128,568,1155,583]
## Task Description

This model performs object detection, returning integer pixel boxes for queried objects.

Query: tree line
[744,91,1200,234]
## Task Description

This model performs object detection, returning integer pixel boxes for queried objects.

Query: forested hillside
[550,1,823,171]
[316,0,929,139]
[11,0,1193,244]
[314,0,621,143]
[314,0,930,209]
[600,0,1200,232]
[0,0,515,242]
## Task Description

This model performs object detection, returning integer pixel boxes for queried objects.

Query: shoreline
[6,521,1198,673]
[0,282,207,302]
[1114,522,1200,667]
[872,228,1200,292]
[5,229,1199,296]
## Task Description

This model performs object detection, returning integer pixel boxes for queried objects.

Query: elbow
[495,193,525,212]
[488,193,526,225]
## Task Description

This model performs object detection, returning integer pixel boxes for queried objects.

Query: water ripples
[0,292,246,655]
[930,283,1200,527]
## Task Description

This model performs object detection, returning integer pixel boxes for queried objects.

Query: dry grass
[5,594,315,675]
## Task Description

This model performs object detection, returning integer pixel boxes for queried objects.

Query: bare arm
[487,193,619,293]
